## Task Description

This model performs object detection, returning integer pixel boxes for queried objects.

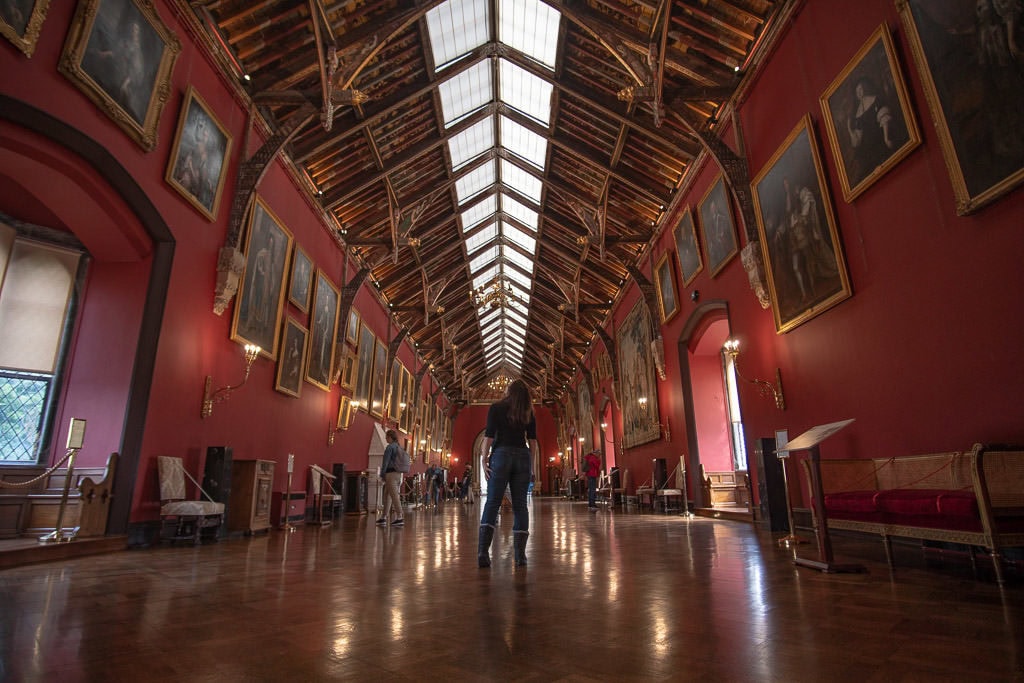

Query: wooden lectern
[776,419,865,574]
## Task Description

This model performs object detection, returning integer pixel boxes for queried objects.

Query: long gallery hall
[1,497,1021,682]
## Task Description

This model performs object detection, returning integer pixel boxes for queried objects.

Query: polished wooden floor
[1,496,1022,682]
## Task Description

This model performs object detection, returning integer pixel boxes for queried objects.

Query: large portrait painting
[354,323,375,412]
[697,176,739,277]
[654,252,679,323]
[673,207,703,286]
[59,0,180,151]
[0,0,49,57]
[751,115,852,333]
[165,86,232,220]
[274,317,307,398]
[305,269,340,391]
[287,245,312,313]
[231,196,293,359]
[820,24,921,203]
[577,376,593,454]
[898,0,1024,214]
[616,300,660,449]
[370,338,387,417]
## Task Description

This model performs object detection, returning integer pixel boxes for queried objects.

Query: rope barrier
[0,448,77,488]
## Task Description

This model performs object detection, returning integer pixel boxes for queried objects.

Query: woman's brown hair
[504,379,534,427]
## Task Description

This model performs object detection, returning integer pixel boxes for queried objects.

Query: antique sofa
[802,443,1024,584]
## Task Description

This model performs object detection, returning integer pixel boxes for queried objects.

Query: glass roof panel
[469,245,499,273]
[456,162,496,205]
[449,118,493,170]
[465,223,498,253]
[498,0,559,70]
[500,116,547,169]
[427,0,490,69]
[505,247,534,274]
[505,267,531,289]
[499,59,551,126]
[501,195,538,231]
[504,223,536,253]
[472,268,499,291]
[439,60,492,127]
[460,195,497,232]
[500,159,541,202]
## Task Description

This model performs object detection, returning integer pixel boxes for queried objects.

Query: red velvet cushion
[935,490,978,518]
[824,491,879,513]
[875,489,944,516]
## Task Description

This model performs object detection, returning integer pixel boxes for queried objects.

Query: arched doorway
[677,304,752,518]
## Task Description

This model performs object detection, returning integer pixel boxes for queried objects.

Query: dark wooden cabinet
[228,459,274,534]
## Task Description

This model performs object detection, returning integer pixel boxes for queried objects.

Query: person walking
[376,429,405,527]
[478,379,538,568]
[583,449,601,511]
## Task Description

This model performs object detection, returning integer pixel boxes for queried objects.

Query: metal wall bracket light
[201,343,261,418]
[723,338,785,411]
[638,396,671,441]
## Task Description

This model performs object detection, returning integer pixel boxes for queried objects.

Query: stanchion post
[40,418,87,544]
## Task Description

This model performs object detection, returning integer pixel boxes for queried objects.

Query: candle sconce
[638,396,671,441]
[201,344,261,419]
[723,338,785,411]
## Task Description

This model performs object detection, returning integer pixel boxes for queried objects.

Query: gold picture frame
[274,317,307,398]
[369,338,387,417]
[287,245,312,313]
[0,0,50,57]
[336,395,352,430]
[305,269,340,392]
[673,207,703,287]
[165,86,233,220]
[230,196,293,360]
[654,252,679,323]
[345,307,360,345]
[59,0,180,151]
[751,115,852,333]
[898,0,1024,215]
[338,346,356,390]
[697,175,739,278]
[819,24,921,203]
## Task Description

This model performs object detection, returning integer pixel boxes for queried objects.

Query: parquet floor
[1,496,1022,682]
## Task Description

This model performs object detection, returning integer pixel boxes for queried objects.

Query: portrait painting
[304,269,340,391]
[654,252,679,323]
[697,176,739,277]
[231,196,293,360]
[673,207,703,286]
[370,338,387,417]
[338,346,356,390]
[820,24,921,202]
[402,368,416,433]
[59,0,180,151]
[0,0,48,57]
[345,307,360,345]
[287,245,312,312]
[616,300,660,449]
[336,395,352,431]
[354,323,375,411]
[274,317,307,398]
[388,359,404,422]
[165,86,232,220]
[898,0,1024,214]
[577,376,593,454]
[751,115,852,333]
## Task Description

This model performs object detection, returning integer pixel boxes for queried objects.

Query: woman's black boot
[478,525,494,567]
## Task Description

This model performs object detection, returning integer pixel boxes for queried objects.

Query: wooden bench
[700,465,750,509]
[0,453,118,539]
[803,444,1024,584]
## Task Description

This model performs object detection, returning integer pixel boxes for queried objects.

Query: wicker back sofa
[802,444,1024,584]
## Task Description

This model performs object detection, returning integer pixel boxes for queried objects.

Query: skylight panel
[499,59,551,126]
[500,160,541,202]
[456,162,496,204]
[501,195,538,230]
[461,195,497,232]
[438,60,492,127]
[505,267,531,289]
[500,116,547,170]
[465,223,498,253]
[427,0,490,69]
[469,245,499,273]
[504,223,536,253]
[449,118,494,170]
[472,268,499,291]
[505,247,534,274]
[498,0,559,70]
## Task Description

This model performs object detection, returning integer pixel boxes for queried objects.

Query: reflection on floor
[0,496,1021,681]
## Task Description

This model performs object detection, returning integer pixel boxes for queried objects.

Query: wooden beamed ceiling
[188,0,784,404]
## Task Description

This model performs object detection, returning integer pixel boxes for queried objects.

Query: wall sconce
[600,421,608,430]
[201,344,260,419]
[723,338,785,410]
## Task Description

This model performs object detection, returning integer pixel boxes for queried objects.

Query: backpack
[394,446,411,473]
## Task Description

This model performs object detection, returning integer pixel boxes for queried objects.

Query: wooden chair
[158,456,224,544]
[611,468,630,510]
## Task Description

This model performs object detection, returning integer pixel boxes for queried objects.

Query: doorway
[679,309,752,518]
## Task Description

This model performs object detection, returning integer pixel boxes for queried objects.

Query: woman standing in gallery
[477,379,538,568]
